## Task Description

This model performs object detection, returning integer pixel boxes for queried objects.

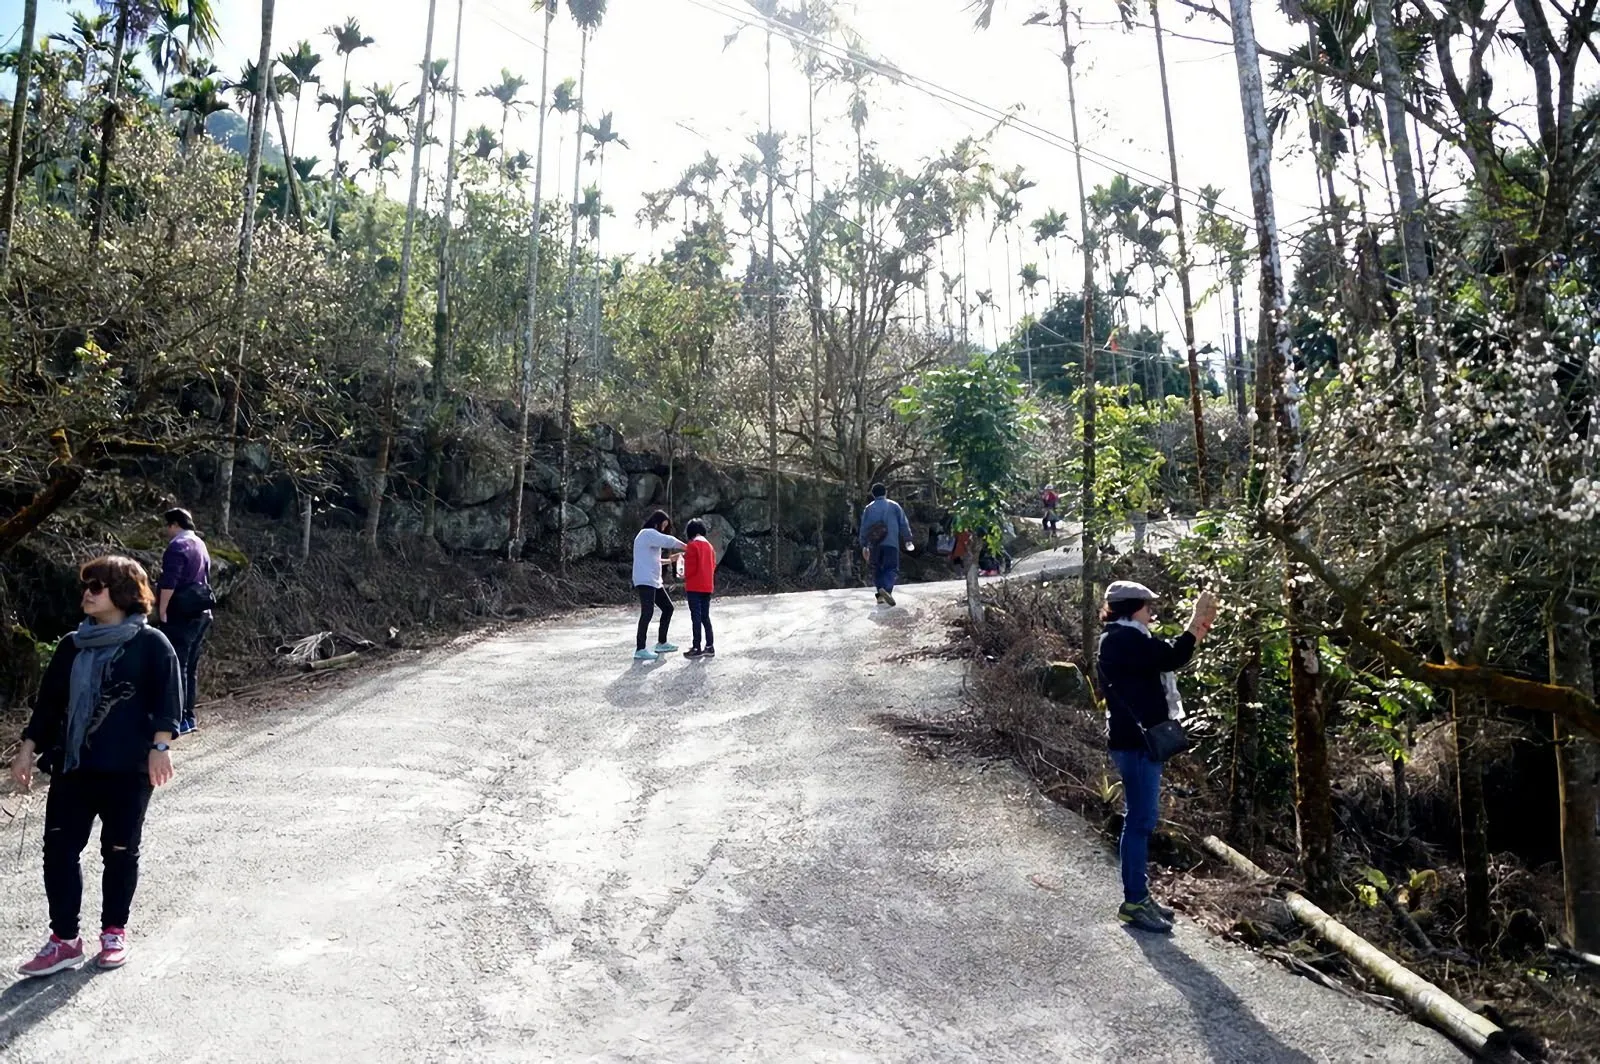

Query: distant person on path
[1040,486,1060,535]
[157,508,213,735]
[1096,580,1218,934]
[682,519,717,659]
[632,511,686,661]
[10,556,181,977]
[858,483,913,607]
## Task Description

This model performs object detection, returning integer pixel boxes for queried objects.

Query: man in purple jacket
[158,508,212,735]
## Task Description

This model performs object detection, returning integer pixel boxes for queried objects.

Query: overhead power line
[677,0,1263,235]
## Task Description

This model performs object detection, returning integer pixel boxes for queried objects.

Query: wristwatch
[150,742,171,753]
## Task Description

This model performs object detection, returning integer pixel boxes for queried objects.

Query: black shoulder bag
[1102,674,1192,763]
[168,581,217,620]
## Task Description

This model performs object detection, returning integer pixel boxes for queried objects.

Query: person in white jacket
[632,511,687,661]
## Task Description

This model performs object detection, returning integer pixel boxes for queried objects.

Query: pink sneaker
[96,927,129,969]
[18,934,85,978]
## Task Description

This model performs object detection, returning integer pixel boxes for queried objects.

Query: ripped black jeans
[43,770,154,939]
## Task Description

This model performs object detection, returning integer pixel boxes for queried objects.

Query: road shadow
[604,658,709,709]
[0,966,101,1048]
[1130,931,1316,1064]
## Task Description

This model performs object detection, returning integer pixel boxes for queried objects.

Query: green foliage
[897,352,1035,552]
[1055,385,1174,526]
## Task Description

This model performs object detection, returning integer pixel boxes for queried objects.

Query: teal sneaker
[1117,899,1174,934]
[633,648,659,661]
[653,643,678,653]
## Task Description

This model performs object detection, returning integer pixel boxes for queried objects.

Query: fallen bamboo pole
[306,650,361,673]
[1200,835,1508,1058]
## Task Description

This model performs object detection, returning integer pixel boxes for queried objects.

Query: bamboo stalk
[306,651,361,672]
[1200,835,1505,1056]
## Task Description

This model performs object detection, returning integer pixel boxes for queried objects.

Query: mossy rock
[212,544,249,569]
[1039,661,1089,704]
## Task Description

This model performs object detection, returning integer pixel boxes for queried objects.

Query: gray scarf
[64,614,147,772]
[1111,617,1185,722]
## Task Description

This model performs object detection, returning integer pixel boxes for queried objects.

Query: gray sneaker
[1118,899,1174,934]
[1151,897,1176,921]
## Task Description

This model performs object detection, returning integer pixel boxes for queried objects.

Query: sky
[2,0,1362,370]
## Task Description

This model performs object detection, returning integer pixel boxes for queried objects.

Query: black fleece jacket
[1096,622,1197,751]
[22,626,182,775]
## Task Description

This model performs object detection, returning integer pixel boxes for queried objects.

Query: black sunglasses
[80,579,109,595]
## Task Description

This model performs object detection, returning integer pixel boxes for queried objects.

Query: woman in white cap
[1096,579,1218,933]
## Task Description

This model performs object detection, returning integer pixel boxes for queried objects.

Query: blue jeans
[1110,747,1163,904]
[872,544,900,593]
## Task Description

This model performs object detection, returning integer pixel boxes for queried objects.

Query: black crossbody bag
[1102,676,1193,763]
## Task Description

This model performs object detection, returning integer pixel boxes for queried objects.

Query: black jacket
[1097,622,1197,751]
[22,626,182,775]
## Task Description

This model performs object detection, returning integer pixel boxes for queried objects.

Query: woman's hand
[148,748,175,788]
[1189,591,1220,639]
[10,740,35,792]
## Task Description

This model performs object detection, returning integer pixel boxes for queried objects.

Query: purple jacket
[158,531,211,591]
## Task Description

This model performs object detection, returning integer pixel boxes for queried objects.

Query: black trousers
[43,770,154,939]
[164,613,211,725]
[686,591,714,650]
[635,585,674,650]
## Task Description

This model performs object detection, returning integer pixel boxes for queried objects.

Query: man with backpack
[156,508,214,735]
[858,484,914,607]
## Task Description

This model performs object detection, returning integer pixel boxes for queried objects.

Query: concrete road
[0,586,1458,1063]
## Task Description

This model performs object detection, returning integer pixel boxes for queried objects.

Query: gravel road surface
[0,583,1461,1062]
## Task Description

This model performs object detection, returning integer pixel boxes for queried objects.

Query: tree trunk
[1230,272,1247,423]
[1227,0,1334,902]
[807,73,824,570]
[424,0,467,543]
[271,85,306,225]
[217,0,277,538]
[1058,2,1099,673]
[327,58,351,237]
[556,31,590,574]
[1150,0,1209,508]
[1228,614,1262,849]
[0,430,82,557]
[88,2,130,256]
[1393,751,1411,840]
[362,0,436,547]
[0,0,38,286]
[965,551,983,626]
[1549,600,1600,952]
[1453,693,1493,947]
[765,28,781,585]
[299,488,313,561]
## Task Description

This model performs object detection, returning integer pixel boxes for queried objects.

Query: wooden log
[1200,835,1507,1058]
[305,651,360,673]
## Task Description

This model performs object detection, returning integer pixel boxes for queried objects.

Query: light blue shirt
[632,528,686,589]
[858,497,912,549]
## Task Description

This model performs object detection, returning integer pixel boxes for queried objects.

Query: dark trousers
[43,770,154,939]
[686,591,714,650]
[635,585,674,650]
[164,613,211,725]
[872,544,900,594]
[1110,748,1163,904]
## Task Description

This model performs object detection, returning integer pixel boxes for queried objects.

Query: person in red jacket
[682,519,717,658]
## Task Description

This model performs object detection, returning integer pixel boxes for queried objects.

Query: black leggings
[687,591,714,650]
[43,770,154,939]
[636,585,675,650]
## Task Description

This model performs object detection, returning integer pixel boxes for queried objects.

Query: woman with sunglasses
[10,555,181,977]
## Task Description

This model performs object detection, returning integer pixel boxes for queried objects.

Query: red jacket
[684,537,716,593]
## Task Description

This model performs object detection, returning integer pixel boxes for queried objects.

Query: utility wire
[679,0,1264,234]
